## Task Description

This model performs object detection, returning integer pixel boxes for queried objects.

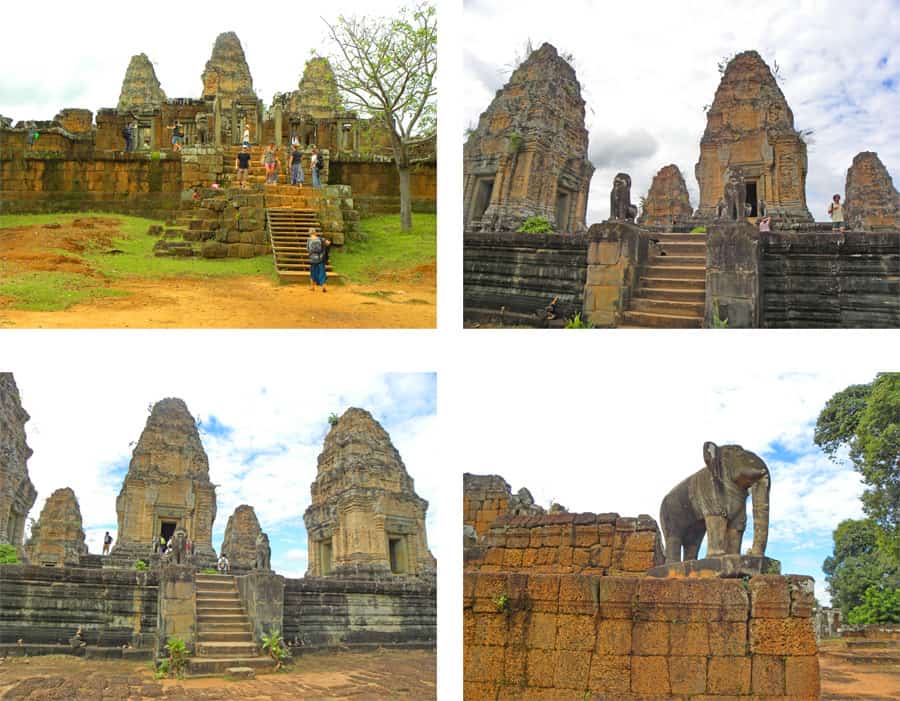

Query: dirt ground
[0,219,436,329]
[819,639,900,700]
[0,649,436,700]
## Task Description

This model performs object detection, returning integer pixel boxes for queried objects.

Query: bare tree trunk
[398,164,412,232]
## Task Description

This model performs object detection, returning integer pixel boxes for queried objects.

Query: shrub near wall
[463,572,820,700]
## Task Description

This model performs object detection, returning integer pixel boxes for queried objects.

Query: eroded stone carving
[23,487,88,566]
[109,398,217,568]
[255,532,271,571]
[695,51,812,223]
[844,151,900,231]
[660,441,770,563]
[638,164,694,227]
[464,43,594,232]
[723,167,747,221]
[609,173,638,222]
[0,373,37,552]
[304,408,435,578]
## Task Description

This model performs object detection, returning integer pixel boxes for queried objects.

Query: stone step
[649,241,707,256]
[195,574,235,583]
[630,297,705,316]
[197,603,244,613]
[621,310,703,329]
[197,622,253,634]
[633,286,704,302]
[196,594,241,603]
[188,656,273,676]
[195,641,259,658]
[648,255,705,266]
[642,264,706,280]
[640,276,706,290]
[197,613,249,624]
[197,631,254,643]
[650,233,709,243]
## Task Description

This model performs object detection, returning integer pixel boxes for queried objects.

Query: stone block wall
[465,513,664,576]
[0,565,158,648]
[463,571,820,700]
[282,577,436,651]
[463,232,589,327]
[328,160,437,215]
[180,145,224,188]
[463,474,512,537]
[0,152,182,219]
[839,623,900,640]
[156,564,196,654]
[235,570,285,644]
[761,231,900,328]
[582,222,646,327]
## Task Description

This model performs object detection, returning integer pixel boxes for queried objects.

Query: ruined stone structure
[23,488,88,567]
[464,473,545,537]
[844,151,900,231]
[109,398,217,568]
[201,32,256,108]
[118,54,167,111]
[638,164,694,227]
[304,408,435,578]
[464,43,594,232]
[220,504,263,574]
[464,472,820,699]
[0,373,37,552]
[695,51,813,224]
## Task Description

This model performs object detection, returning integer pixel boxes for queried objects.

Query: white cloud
[465,0,900,223]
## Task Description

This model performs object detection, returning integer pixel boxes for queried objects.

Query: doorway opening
[471,178,494,224]
[556,189,572,231]
[160,521,177,543]
[389,537,408,574]
[319,540,333,575]
[745,181,758,217]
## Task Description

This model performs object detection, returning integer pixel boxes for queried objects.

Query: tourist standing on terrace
[311,148,322,187]
[169,121,183,152]
[242,124,251,148]
[122,123,133,152]
[235,146,251,189]
[307,231,330,293]
[217,553,230,573]
[758,215,771,233]
[102,532,113,556]
[828,194,846,233]
[263,143,277,185]
[290,144,304,186]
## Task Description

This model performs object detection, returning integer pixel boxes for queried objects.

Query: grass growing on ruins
[0,272,128,311]
[331,213,436,284]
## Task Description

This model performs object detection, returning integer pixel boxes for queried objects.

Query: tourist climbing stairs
[266,203,335,284]
[621,233,707,328]
[189,573,272,676]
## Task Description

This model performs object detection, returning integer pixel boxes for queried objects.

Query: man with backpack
[122,123,133,152]
[311,149,324,187]
[102,531,113,555]
[307,231,331,292]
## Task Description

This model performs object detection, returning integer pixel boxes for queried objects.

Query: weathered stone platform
[647,554,781,579]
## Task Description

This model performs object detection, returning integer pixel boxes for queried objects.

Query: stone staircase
[621,233,707,328]
[266,206,335,283]
[189,573,272,676]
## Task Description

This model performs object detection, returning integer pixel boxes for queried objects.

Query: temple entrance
[160,521,177,543]
[556,189,572,231]
[745,181,758,217]
[471,178,494,225]
[319,539,333,575]
[389,536,408,574]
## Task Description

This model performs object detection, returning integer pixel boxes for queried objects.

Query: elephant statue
[660,442,770,563]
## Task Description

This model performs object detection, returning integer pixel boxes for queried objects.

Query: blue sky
[464,0,900,224]
[9,367,438,579]
[457,365,884,605]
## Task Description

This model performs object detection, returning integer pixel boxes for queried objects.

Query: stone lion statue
[255,532,271,571]
[610,173,638,222]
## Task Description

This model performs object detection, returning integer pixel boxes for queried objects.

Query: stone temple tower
[0,373,37,553]
[695,50,813,223]
[109,398,217,568]
[304,408,435,579]
[464,42,594,233]
[23,487,88,567]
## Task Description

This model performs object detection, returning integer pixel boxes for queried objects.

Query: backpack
[308,237,323,263]
[315,155,324,171]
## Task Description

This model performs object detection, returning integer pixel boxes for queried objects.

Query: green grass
[0,212,275,310]
[331,213,436,284]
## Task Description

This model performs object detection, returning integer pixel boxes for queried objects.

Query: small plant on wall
[516,217,553,234]
[328,413,339,426]
[261,628,290,670]
[164,636,189,678]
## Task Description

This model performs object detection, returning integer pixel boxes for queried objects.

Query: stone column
[157,563,196,655]
[213,98,222,147]
[705,222,761,328]
[274,106,283,147]
[231,105,239,146]
[235,571,285,644]
[582,222,643,327]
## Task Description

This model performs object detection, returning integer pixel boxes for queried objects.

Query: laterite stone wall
[463,572,820,700]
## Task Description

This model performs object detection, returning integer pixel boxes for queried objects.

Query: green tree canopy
[815,372,900,554]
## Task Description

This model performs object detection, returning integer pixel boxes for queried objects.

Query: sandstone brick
[620,549,657,573]
[785,655,821,697]
[749,575,791,618]
[670,621,709,656]
[631,656,670,695]
[571,547,590,568]
[633,621,670,655]
[590,545,612,568]
[475,613,507,647]
[525,612,557,649]
[464,609,476,644]
[787,575,816,618]
[463,681,498,701]
[558,574,598,615]
[522,548,539,568]
[526,575,559,613]
[707,656,751,695]
[466,645,505,683]
[752,654,785,695]
[708,621,748,656]
[669,655,708,695]
[502,548,523,568]
[575,525,600,547]
[555,614,595,651]
[526,648,556,687]
[558,546,574,567]
[594,619,632,655]
[749,617,817,655]
[598,577,638,619]
[503,646,527,686]
[588,655,630,694]
[553,649,591,690]
[474,573,508,601]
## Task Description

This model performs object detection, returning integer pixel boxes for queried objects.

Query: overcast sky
[458,363,892,605]
[9,366,437,580]
[464,0,900,224]
[0,0,408,126]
